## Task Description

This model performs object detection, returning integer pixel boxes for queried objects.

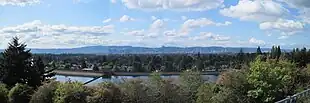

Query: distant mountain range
[0,46,291,54]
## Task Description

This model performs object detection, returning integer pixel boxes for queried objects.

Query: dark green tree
[256,46,262,55]
[0,37,32,88]
[132,56,143,72]
[81,61,87,68]
[0,37,54,88]
[92,64,99,71]
[29,57,55,87]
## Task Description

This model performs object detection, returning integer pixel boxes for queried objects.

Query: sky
[0,0,309,49]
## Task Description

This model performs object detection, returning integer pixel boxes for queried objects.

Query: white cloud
[259,18,304,36]
[102,18,112,23]
[0,0,40,6]
[183,18,231,29]
[111,0,117,3]
[119,15,135,22]
[278,35,289,39]
[260,19,304,31]
[220,0,289,22]
[181,18,231,35]
[191,32,231,41]
[278,0,310,24]
[124,19,165,38]
[151,16,157,20]
[181,16,187,20]
[121,0,224,11]
[163,29,187,37]
[150,19,164,31]
[125,29,145,36]
[249,37,266,45]
[0,20,114,48]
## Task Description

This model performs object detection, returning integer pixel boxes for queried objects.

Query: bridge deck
[54,70,221,77]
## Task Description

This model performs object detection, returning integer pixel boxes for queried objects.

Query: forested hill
[0,46,285,54]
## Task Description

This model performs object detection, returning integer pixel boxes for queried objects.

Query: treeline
[0,37,310,103]
[34,46,310,72]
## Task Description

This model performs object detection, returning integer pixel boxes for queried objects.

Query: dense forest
[0,37,310,103]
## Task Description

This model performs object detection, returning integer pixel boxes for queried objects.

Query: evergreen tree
[132,56,143,72]
[235,48,244,69]
[29,57,55,87]
[276,46,282,59]
[81,61,87,68]
[271,46,275,59]
[0,37,53,88]
[163,56,174,72]
[92,64,99,71]
[256,46,262,55]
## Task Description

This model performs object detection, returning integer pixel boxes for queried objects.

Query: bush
[216,69,250,103]
[178,70,203,103]
[8,83,34,103]
[30,81,59,103]
[146,72,182,103]
[0,83,8,103]
[195,83,215,103]
[120,79,150,103]
[87,82,123,103]
[247,58,296,102]
[53,81,89,103]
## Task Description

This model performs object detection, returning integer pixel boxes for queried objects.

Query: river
[55,75,219,86]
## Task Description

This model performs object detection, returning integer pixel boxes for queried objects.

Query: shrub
[53,81,89,103]
[0,83,8,103]
[178,70,203,103]
[195,83,215,103]
[87,82,123,103]
[146,72,182,103]
[120,79,150,103]
[247,58,296,102]
[30,81,59,103]
[8,83,34,103]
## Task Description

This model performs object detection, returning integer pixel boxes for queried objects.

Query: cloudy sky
[0,0,309,49]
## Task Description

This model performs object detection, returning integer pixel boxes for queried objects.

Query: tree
[0,37,33,87]
[256,46,262,55]
[178,70,203,103]
[247,57,296,102]
[0,37,54,88]
[196,83,215,103]
[81,61,87,68]
[132,56,143,72]
[8,83,34,103]
[92,64,99,71]
[29,57,55,87]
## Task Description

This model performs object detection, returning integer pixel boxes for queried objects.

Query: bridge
[54,70,221,78]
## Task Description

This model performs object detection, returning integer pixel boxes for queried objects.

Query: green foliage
[120,79,150,103]
[87,82,123,103]
[215,70,250,103]
[179,70,204,103]
[8,83,34,103]
[0,37,54,88]
[256,46,262,55]
[54,81,88,103]
[30,81,59,103]
[195,83,215,103]
[146,72,182,103]
[0,83,8,103]
[247,57,296,102]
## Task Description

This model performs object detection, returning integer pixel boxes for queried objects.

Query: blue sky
[0,0,309,49]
